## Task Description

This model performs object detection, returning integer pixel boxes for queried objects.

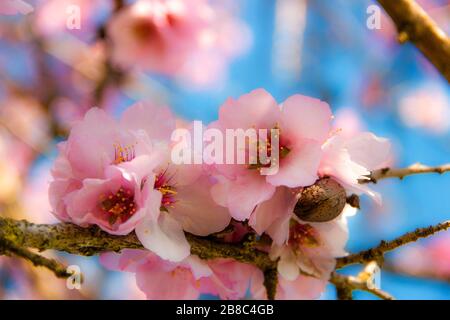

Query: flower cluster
[49,89,391,299]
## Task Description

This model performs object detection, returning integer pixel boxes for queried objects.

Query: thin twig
[361,163,450,184]
[0,238,70,279]
[331,262,394,300]
[336,221,450,268]
[377,0,450,82]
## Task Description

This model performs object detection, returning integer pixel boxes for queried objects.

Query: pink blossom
[333,107,365,138]
[398,84,450,134]
[49,103,171,235]
[175,4,252,89]
[132,121,230,262]
[0,0,33,15]
[210,89,332,221]
[107,0,211,74]
[394,233,450,278]
[107,0,251,86]
[135,167,231,262]
[319,131,391,203]
[269,210,350,280]
[101,249,254,300]
[50,103,230,262]
[250,205,354,299]
[250,267,327,300]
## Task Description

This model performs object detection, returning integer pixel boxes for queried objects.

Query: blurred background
[0,0,449,300]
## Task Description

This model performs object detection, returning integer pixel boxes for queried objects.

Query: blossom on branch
[100,249,254,300]
[48,88,392,299]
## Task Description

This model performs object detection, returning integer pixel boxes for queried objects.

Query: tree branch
[2,167,449,299]
[0,237,70,279]
[361,163,450,184]
[0,216,279,298]
[331,262,394,300]
[377,0,450,82]
[336,221,450,268]
[0,216,276,268]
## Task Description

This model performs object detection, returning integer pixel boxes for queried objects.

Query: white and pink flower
[50,102,230,262]
[100,249,254,300]
[107,0,212,74]
[48,87,392,299]
[319,131,391,204]
[210,89,333,222]
[49,103,171,235]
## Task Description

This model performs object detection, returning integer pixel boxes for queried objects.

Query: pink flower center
[132,18,159,41]
[113,143,135,164]
[99,187,137,225]
[248,126,290,171]
[166,13,180,29]
[154,169,177,211]
[289,222,319,248]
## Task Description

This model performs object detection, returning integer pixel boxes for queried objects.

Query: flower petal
[211,174,276,221]
[136,210,191,262]
[266,140,321,188]
[345,132,391,170]
[281,94,332,143]
[120,101,176,141]
[171,176,231,236]
[249,187,297,236]
[217,89,280,129]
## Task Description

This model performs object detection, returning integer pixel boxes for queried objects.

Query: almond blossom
[250,267,327,300]
[269,207,352,282]
[319,131,391,204]
[107,0,213,74]
[398,84,450,134]
[48,88,392,299]
[100,249,254,300]
[210,88,333,221]
[135,165,231,262]
[248,190,354,299]
[49,102,230,262]
[49,103,171,235]
[393,233,450,279]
